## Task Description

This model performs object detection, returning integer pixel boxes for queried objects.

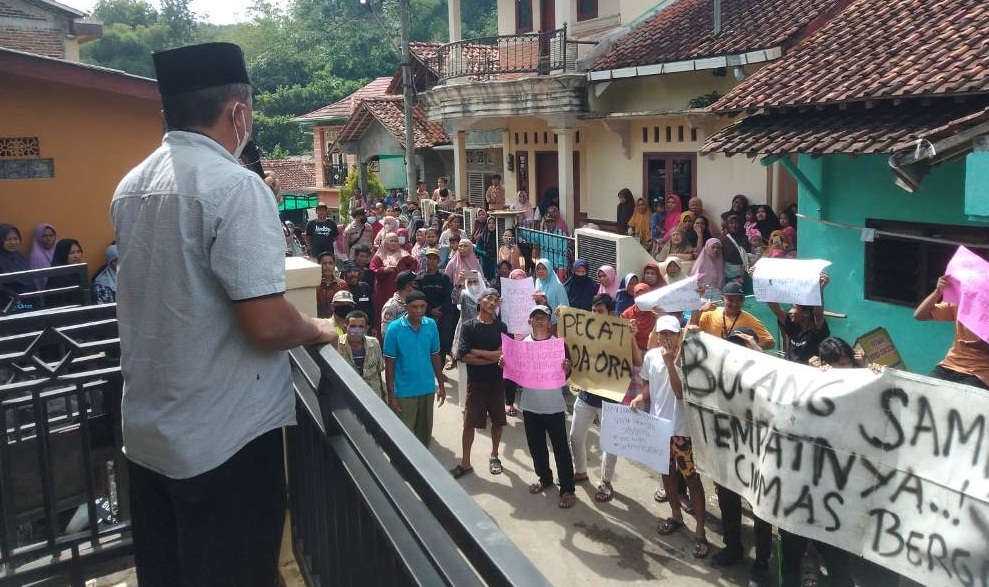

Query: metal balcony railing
[1,264,91,315]
[323,162,349,186]
[435,26,579,82]
[286,345,551,586]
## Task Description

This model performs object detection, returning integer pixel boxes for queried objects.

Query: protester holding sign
[631,315,709,558]
[511,305,578,508]
[914,273,989,390]
[565,295,643,503]
[765,272,831,364]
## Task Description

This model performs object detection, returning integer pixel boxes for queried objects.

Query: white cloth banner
[499,277,535,335]
[634,275,703,312]
[600,403,674,474]
[682,332,989,587]
[752,258,832,305]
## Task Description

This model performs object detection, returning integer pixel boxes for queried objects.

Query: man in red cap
[111,42,335,586]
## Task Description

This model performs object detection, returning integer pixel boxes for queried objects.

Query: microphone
[239,140,265,179]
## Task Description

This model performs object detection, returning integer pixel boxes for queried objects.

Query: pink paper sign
[501,334,567,390]
[943,246,989,343]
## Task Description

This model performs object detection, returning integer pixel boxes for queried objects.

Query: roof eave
[588,47,783,82]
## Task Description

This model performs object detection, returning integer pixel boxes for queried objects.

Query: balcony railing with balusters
[435,26,581,82]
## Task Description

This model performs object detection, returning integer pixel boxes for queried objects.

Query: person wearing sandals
[451,288,509,479]
[514,305,577,508]
[568,293,642,503]
[631,315,709,559]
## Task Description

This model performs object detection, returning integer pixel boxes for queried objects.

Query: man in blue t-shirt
[383,290,445,447]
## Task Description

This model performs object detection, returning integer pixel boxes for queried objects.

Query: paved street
[428,366,758,586]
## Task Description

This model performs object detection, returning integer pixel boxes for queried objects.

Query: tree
[91,0,159,27]
[159,0,197,44]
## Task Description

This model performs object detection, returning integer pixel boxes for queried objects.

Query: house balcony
[323,162,349,187]
[421,27,591,124]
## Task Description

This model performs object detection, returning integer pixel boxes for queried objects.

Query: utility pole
[400,0,417,199]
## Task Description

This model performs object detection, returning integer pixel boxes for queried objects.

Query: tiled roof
[337,97,449,149]
[261,158,316,193]
[713,0,989,112]
[590,0,841,72]
[700,99,989,156]
[386,41,442,95]
[294,77,393,122]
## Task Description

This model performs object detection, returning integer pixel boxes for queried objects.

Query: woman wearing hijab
[28,222,57,289]
[498,229,521,271]
[641,261,666,291]
[614,273,639,315]
[687,196,719,234]
[596,264,618,299]
[92,244,119,304]
[685,215,714,249]
[445,237,483,283]
[475,216,498,280]
[45,238,86,308]
[659,257,686,283]
[370,232,418,313]
[616,188,635,237]
[690,238,726,294]
[620,283,656,351]
[373,216,401,248]
[655,227,695,266]
[754,205,782,241]
[720,195,749,227]
[533,257,568,324]
[1,224,36,313]
[510,189,539,227]
[451,269,486,371]
[720,214,750,285]
[659,194,684,244]
[564,259,596,311]
[627,198,651,247]
[395,227,413,253]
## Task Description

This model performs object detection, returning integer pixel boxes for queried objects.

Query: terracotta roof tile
[713,0,989,111]
[260,158,316,193]
[701,99,989,155]
[337,97,449,149]
[295,77,393,122]
[591,0,841,71]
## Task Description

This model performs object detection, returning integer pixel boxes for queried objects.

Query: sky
[69,0,291,25]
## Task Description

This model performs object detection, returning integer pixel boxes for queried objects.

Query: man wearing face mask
[110,42,336,586]
[341,260,374,332]
[330,290,356,335]
[336,310,384,400]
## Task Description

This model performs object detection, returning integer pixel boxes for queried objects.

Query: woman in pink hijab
[690,238,726,293]
[445,238,483,283]
[595,264,618,299]
[659,194,683,243]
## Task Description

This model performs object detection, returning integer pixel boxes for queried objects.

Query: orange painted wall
[0,74,162,270]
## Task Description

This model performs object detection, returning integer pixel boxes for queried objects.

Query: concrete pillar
[284,257,321,317]
[555,128,575,229]
[314,128,325,189]
[555,0,570,30]
[502,129,516,203]
[448,0,462,42]
[452,130,467,203]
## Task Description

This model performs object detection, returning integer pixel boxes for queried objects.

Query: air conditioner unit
[575,228,656,285]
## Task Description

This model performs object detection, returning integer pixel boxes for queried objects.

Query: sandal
[693,537,711,559]
[488,457,503,475]
[558,492,577,509]
[654,487,668,503]
[657,517,685,536]
[679,493,694,515]
[450,465,473,479]
[593,482,614,503]
[572,472,589,483]
[528,480,551,494]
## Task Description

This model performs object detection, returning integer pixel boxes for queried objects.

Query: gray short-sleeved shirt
[111,131,293,479]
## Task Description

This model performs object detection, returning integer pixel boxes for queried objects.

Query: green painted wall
[795,153,987,373]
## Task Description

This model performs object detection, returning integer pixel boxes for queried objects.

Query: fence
[0,304,129,587]
[286,344,551,586]
[435,27,578,82]
[1,264,92,316]
[516,227,575,277]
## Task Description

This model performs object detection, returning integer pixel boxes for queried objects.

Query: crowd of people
[0,222,118,312]
[308,184,987,587]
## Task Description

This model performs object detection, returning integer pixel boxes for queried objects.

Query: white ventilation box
[575,228,656,284]
[420,199,437,220]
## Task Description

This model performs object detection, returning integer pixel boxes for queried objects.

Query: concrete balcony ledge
[420,73,589,122]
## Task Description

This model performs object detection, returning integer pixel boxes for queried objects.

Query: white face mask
[398,236,407,245]
[367,215,377,224]
[232,103,251,160]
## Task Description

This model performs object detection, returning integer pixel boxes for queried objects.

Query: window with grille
[577,0,597,21]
